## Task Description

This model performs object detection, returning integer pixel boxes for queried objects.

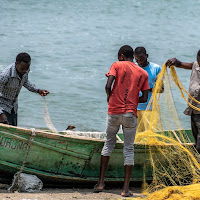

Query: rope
[43,96,58,133]
[8,128,36,192]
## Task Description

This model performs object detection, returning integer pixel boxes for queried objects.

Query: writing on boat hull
[0,136,28,150]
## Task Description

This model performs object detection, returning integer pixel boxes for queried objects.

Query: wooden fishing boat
[0,124,194,185]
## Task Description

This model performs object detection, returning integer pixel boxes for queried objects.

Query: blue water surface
[0,0,200,131]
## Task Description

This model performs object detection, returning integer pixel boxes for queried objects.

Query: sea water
[0,0,200,131]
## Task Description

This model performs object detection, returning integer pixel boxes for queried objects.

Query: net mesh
[42,64,200,199]
[132,64,200,199]
[43,96,58,133]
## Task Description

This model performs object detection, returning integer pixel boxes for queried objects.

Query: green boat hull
[0,124,194,185]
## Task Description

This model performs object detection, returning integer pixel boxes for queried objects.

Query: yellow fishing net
[133,64,200,199]
[42,64,200,199]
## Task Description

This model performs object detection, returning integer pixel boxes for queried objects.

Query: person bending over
[0,52,49,126]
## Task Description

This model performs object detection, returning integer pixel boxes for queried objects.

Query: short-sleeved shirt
[106,61,149,116]
[137,62,161,110]
[184,61,200,115]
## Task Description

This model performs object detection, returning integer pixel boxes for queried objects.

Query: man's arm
[105,75,115,103]
[23,78,39,93]
[23,78,49,96]
[139,89,148,103]
[166,58,193,70]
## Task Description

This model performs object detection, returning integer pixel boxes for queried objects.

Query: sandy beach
[0,184,144,200]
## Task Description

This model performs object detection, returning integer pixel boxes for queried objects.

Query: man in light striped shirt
[0,52,49,126]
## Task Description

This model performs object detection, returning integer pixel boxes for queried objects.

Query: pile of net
[128,183,200,200]
[132,64,200,199]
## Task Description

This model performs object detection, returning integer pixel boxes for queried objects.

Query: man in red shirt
[94,45,149,197]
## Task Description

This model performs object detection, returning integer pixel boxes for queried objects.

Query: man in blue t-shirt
[134,47,162,132]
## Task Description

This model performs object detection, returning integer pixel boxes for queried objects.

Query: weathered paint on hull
[0,124,194,185]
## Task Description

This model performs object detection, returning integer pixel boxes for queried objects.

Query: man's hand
[166,58,181,67]
[166,58,193,70]
[0,113,8,124]
[139,90,148,103]
[38,89,49,97]
[149,88,153,92]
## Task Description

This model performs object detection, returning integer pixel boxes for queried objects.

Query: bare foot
[121,191,133,197]
[93,183,105,193]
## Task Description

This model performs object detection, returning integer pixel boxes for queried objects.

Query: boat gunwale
[0,124,194,147]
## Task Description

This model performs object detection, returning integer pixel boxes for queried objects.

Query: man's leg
[96,155,110,190]
[121,112,137,196]
[191,114,200,153]
[4,109,17,126]
[95,114,121,190]
[122,165,133,195]
[191,114,198,144]
[11,109,17,126]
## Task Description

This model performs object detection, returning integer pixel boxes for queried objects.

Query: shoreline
[0,184,144,200]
